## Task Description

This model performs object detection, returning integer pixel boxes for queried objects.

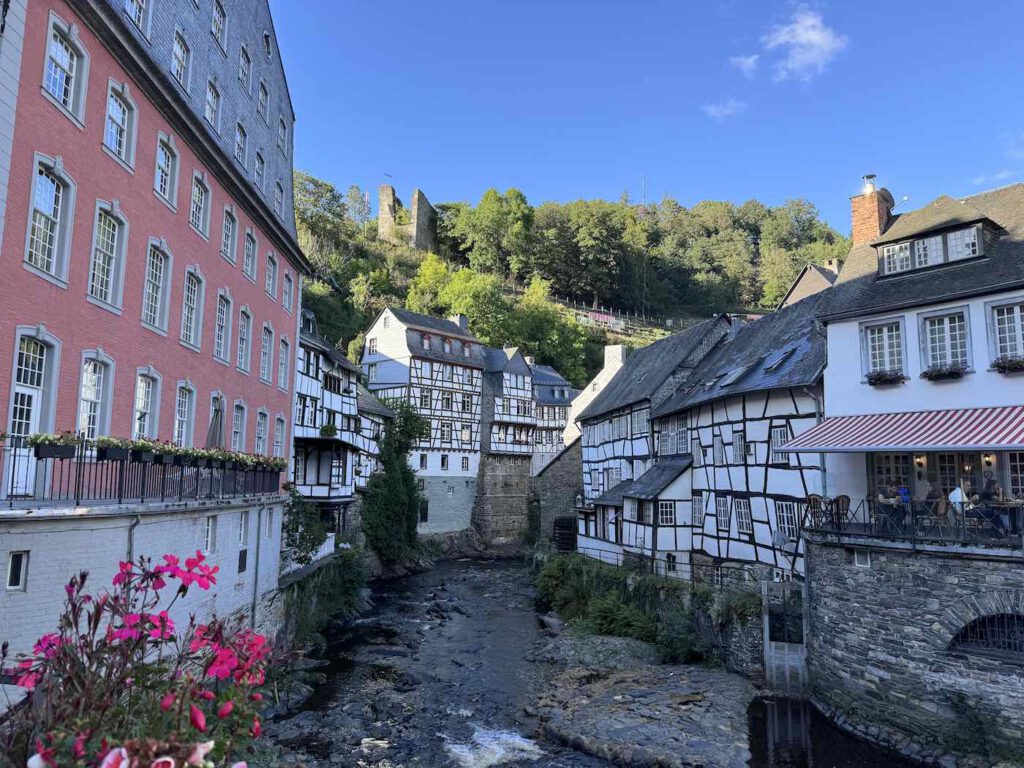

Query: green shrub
[589,590,657,642]
[656,609,703,663]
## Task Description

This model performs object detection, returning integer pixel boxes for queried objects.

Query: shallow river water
[273,558,914,768]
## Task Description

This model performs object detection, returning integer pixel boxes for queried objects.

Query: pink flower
[148,611,174,640]
[185,741,214,766]
[112,561,134,586]
[251,716,261,738]
[197,689,216,701]
[160,692,176,711]
[100,747,130,768]
[150,758,176,768]
[230,763,248,768]
[217,699,234,719]
[189,703,207,732]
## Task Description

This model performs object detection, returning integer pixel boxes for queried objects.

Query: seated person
[876,483,904,531]
[977,479,1008,534]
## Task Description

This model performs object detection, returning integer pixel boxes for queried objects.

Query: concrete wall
[532,438,582,542]
[805,536,1024,761]
[419,475,475,535]
[1,496,284,656]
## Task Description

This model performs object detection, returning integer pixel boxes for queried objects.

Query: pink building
[0,0,307,656]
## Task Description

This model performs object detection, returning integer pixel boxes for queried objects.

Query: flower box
[208,459,224,470]
[993,356,1024,375]
[921,365,967,382]
[173,454,191,467]
[97,445,129,462]
[130,450,155,464]
[866,370,906,387]
[35,443,76,460]
[153,453,175,465]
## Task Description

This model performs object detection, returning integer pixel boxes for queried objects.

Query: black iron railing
[803,497,1024,549]
[1,441,282,509]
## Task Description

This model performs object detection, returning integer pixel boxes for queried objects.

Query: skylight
[720,361,757,387]
[764,348,794,373]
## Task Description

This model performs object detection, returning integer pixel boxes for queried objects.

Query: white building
[565,345,625,444]
[361,308,485,534]
[577,317,730,504]
[786,181,1024,528]
[292,311,360,529]
[528,359,578,474]
[354,384,394,490]
[482,347,536,457]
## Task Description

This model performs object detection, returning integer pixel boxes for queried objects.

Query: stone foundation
[530,439,582,543]
[805,536,1024,763]
[472,454,532,544]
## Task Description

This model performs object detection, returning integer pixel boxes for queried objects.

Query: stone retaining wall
[805,536,1024,763]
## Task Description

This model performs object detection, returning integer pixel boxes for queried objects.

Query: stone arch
[927,589,1024,648]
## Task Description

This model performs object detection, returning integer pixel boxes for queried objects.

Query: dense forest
[292,172,849,386]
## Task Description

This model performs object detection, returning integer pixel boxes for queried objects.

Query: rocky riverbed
[251,558,918,768]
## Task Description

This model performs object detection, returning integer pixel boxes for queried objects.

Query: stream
[264,558,916,767]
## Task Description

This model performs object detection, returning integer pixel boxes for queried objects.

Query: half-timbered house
[354,384,393,490]
[360,308,485,533]
[293,311,360,527]
[528,359,579,474]
[576,317,731,503]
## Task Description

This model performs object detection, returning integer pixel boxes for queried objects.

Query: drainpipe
[802,386,827,498]
[126,514,142,561]
[250,505,263,631]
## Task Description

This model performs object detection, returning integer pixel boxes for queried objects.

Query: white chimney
[604,345,626,368]
[524,355,536,366]
[449,314,469,331]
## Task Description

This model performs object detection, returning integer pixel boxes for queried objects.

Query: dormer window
[443,338,452,354]
[422,335,430,350]
[878,225,984,276]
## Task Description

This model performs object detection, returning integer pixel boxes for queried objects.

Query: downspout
[126,514,142,561]
[250,505,263,630]
[801,385,827,497]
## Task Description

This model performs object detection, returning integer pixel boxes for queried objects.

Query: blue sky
[271,1,1024,232]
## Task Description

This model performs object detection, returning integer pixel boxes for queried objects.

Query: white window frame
[132,368,161,440]
[179,266,206,351]
[42,13,90,126]
[917,307,971,372]
[174,381,196,447]
[278,338,290,390]
[153,132,180,209]
[231,401,247,452]
[776,501,799,540]
[881,242,911,275]
[278,117,288,154]
[24,153,77,288]
[254,152,266,193]
[255,410,269,454]
[860,317,906,377]
[213,290,232,363]
[76,349,115,440]
[204,516,217,554]
[690,494,702,527]
[238,46,252,92]
[713,435,725,465]
[220,206,237,263]
[102,81,138,170]
[171,31,191,89]
[282,273,294,312]
[770,426,791,466]
[274,181,284,215]
[734,498,753,535]
[715,496,730,532]
[274,416,285,457]
[189,172,211,238]
[237,307,252,372]
[259,323,274,383]
[140,238,173,333]
[242,231,257,280]
[657,500,675,526]
[265,253,278,298]
[257,81,269,122]
[6,551,29,590]
[731,431,746,462]
[86,199,130,314]
[986,297,1024,363]
[122,0,152,35]
[211,0,227,50]
[234,122,247,165]
[204,80,220,130]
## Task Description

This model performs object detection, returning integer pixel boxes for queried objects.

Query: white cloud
[729,54,760,78]
[762,10,848,82]
[971,169,1015,186]
[702,99,747,119]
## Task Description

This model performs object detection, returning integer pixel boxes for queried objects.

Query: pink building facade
[0,0,305,462]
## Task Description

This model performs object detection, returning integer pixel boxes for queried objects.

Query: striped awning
[783,405,1024,453]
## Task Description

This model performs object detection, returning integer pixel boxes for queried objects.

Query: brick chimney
[851,174,895,246]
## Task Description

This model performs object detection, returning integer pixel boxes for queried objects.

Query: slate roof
[357,384,394,419]
[530,363,569,385]
[389,308,479,341]
[624,455,693,500]
[652,287,845,417]
[530,363,579,405]
[828,183,1024,320]
[577,317,728,423]
[593,479,635,507]
[300,329,360,373]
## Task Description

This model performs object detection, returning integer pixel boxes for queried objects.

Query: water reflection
[748,698,917,768]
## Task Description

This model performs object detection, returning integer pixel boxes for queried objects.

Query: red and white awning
[783,405,1024,453]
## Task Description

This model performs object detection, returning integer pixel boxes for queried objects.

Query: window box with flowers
[319,423,338,438]
[992,356,1024,375]
[95,436,131,462]
[865,370,906,387]
[26,432,80,459]
[921,364,969,382]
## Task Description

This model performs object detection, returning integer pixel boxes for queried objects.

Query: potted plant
[865,369,906,387]
[129,438,158,464]
[27,432,80,459]
[151,441,182,465]
[320,423,338,438]
[993,355,1024,374]
[921,363,968,381]
[95,436,131,462]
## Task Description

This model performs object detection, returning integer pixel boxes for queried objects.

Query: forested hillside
[292,172,848,386]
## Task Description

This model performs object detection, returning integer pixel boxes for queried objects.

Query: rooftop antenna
[891,195,911,211]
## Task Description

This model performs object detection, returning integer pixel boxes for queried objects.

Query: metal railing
[1,442,282,510]
[803,497,1024,549]
[574,542,760,591]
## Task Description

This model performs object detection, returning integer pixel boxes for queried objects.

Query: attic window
[720,363,756,387]
[764,348,793,372]
[879,225,983,276]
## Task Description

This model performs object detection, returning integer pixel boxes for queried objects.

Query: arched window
[237,308,252,371]
[78,353,113,440]
[174,382,195,447]
[133,372,157,439]
[952,614,1024,659]
[44,14,90,122]
[231,401,246,452]
[87,202,129,310]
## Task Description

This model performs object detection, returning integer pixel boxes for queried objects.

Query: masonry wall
[0,497,284,656]
[805,537,1024,761]
[420,475,475,535]
[532,438,582,542]
[472,454,531,544]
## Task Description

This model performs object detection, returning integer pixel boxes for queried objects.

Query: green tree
[437,269,515,346]
[406,252,453,316]
[454,188,534,279]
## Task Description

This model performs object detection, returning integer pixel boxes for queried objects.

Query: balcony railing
[803,496,1024,549]
[1,442,282,510]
